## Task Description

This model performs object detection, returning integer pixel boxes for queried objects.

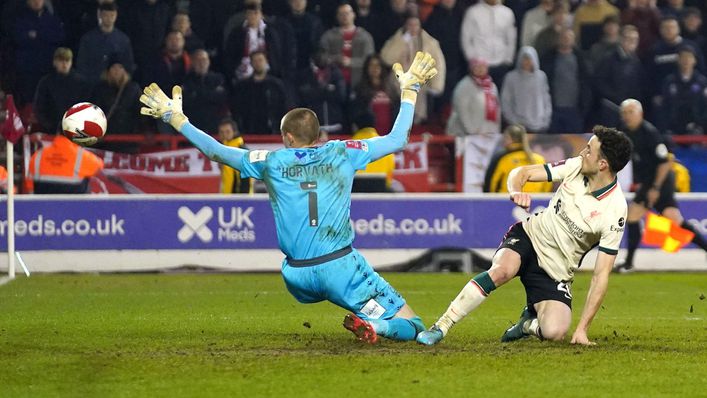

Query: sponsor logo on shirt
[345,140,368,151]
[360,298,386,319]
[611,216,626,232]
[557,281,572,300]
[248,150,269,163]
[506,238,520,246]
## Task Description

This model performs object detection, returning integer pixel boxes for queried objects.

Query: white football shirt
[522,156,627,282]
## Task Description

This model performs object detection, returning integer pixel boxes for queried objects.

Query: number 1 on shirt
[300,181,318,227]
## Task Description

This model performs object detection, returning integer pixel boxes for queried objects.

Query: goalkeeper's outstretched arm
[180,122,247,170]
[139,83,246,170]
[365,52,438,161]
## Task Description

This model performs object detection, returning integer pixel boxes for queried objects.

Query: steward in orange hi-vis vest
[26,135,104,194]
[0,165,11,193]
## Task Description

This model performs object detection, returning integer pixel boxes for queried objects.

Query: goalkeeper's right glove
[392,51,438,103]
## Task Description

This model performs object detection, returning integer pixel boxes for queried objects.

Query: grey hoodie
[500,46,552,132]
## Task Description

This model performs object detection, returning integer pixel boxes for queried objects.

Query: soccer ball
[61,102,107,146]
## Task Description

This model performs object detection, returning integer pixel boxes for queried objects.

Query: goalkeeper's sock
[368,317,425,341]
[681,221,707,251]
[435,272,496,336]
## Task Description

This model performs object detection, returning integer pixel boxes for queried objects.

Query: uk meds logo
[178,206,213,243]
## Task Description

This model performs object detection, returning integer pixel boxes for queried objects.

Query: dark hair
[678,43,697,56]
[551,1,569,14]
[602,14,620,26]
[218,118,240,134]
[249,49,268,61]
[98,2,117,12]
[105,53,125,69]
[281,108,320,144]
[362,54,390,82]
[245,2,262,12]
[661,15,679,24]
[683,7,701,19]
[593,125,633,174]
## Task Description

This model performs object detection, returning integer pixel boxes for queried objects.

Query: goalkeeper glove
[392,51,438,103]
[139,83,189,131]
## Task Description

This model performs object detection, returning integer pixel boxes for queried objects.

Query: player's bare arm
[507,164,548,209]
[570,251,615,345]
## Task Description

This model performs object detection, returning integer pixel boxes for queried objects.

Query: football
[61,102,107,146]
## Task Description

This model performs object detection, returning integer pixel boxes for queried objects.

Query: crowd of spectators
[1,0,707,157]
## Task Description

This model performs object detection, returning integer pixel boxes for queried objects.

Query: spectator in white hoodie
[501,46,552,133]
[461,0,517,87]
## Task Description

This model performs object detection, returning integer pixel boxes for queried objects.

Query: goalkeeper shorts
[281,247,406,320]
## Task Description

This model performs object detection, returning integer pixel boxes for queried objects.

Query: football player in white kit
[417,126,633,346]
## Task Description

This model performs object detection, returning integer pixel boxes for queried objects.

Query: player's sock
[369,316,425,341]
[681,221,707,251]
[624,221,641,268]
[522,318,544,340]
[435,271,497,336]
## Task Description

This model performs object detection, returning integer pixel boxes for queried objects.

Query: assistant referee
[614,99,707,272]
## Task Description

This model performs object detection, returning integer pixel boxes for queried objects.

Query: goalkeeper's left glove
[139,83,189,131]
[392,51,438,103]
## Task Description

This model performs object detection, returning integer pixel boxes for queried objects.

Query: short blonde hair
[280,108,320,144]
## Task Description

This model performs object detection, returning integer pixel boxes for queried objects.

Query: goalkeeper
[140,52,438,344]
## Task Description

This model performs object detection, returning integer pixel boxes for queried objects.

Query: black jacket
[182,70,228,134]
[91,80,141,134]
[660,71,707,135]
[283,12,323,71]
[231,75,290,134]
[223,20,292,82]
[594,47,646,106]
[622,120,669,185]
[33,70,91,133]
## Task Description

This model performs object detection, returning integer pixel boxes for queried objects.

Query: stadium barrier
[0,194,704,273]
[22,132,707,193]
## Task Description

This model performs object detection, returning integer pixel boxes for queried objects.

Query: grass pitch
[0,272,705,398]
